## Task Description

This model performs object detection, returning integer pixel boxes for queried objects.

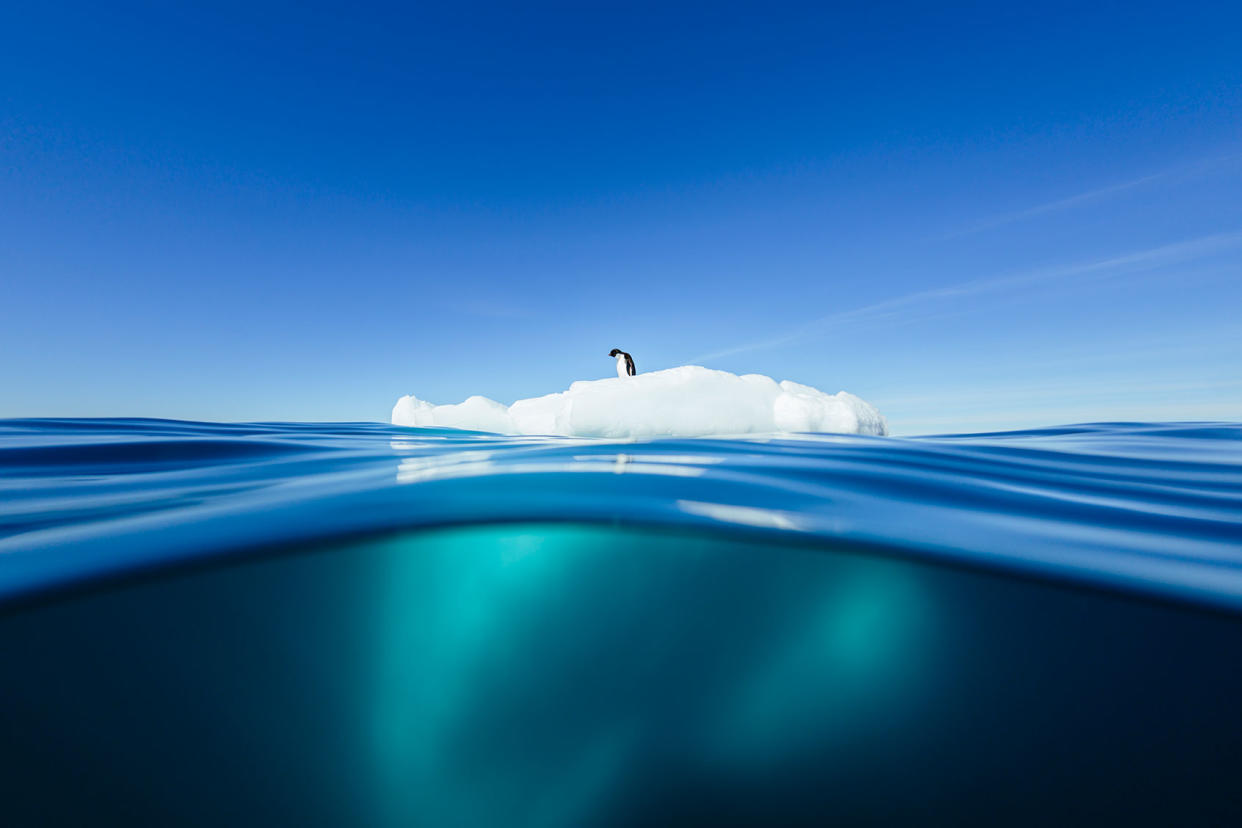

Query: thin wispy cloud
[691,228,1242,364]
[943,172,1168,239]
[943,153,1241,239]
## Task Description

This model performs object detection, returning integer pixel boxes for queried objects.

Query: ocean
[2,418,1241,825]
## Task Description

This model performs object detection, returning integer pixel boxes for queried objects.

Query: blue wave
[2,418,1241,610]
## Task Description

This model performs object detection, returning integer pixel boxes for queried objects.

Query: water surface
[2,419,1241,825]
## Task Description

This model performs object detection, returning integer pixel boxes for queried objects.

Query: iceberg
[392,366,888,438]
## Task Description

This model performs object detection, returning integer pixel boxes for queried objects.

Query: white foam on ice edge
[392,365,888,438]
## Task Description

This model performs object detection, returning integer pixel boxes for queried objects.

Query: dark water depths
[2,419,1241,824]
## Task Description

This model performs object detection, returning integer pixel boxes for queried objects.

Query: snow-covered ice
[392,365,888,438]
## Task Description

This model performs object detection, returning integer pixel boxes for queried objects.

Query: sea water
[1,419,1241,825]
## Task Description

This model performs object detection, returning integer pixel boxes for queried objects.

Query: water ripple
[1,418,1240,610]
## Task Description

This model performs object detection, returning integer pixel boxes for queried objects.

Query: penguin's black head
[608,348,622,357]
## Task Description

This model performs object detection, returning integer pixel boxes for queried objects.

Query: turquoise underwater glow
[2,419,1242,825]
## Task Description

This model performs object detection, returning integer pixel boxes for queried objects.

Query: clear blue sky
[3,1,1240,434]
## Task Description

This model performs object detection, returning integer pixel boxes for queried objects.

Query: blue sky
[2,1,1240,434]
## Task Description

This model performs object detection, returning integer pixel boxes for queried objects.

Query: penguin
[609,348,636,378]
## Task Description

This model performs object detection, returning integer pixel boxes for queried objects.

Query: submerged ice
[391,365,888,438]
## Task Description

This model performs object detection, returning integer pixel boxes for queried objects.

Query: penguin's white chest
[615,355,629,378]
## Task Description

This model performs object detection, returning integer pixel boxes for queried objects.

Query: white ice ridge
[392,365,888,439]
